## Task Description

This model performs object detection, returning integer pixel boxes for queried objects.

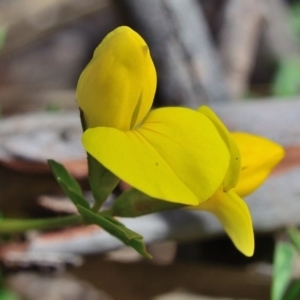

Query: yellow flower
[76,26,285,258]
[232,132,285,197]
[193,112,285,256]
[76,26,233,206]
[77,26,155,130]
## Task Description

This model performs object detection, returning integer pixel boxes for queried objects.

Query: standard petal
[82,107,230,205]
[232,132,285,197]
[196,189,254,257]
[198,106,241,191]
[77,26,156,129]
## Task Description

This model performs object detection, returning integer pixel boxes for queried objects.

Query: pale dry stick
[6,272,111,300]
[219,0,300,99]
[0,0,111,59]
[6,261,270,299]
[1,0,231,106]
[0,110,85,211]
[117,0,197,106]
[219,0,263,99]
[162,0,231,103]
[261,0,300,59]
[118,0,231,106]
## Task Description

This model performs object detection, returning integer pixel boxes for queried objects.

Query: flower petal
[77,26,156,129]
[196,189,254,257]
[232,132,285,197]
[82,107,230,205]
[198,106,241,191]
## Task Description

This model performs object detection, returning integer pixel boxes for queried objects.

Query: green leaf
[0,289,20,300]
[45,103,61,112]
[272,58,300,97]
[77,205,151,258]
[272,241,295,300]
[290,3,300,38]
[284,279,300,300]
[0,27,7,51]
[48,159,82,194]
[48,159,89,209]
[287,227,300,252]
[57,179,90,209]
[112,188,185,217]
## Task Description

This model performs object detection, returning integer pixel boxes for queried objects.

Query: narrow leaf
[272,57,300,97]
[48,159,89,209]
[284,279,300,300]
[272,242,295,300]
[112,188,185,217]
[58,179,90,209]
[0,289,20,300]
[48,159,82,194]
[0,27,7,51]
[288,227,300,252]
[77,205,151,258]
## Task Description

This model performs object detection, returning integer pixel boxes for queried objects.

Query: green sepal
[272,241,295,300]
[80,107,119,211]
[112,188,185,217]
[77,205,151,259]
[48,159,90,209]
[88,154,119,211]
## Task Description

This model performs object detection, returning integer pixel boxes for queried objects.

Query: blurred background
[1,0,300,299]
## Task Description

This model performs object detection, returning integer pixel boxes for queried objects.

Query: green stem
[92,201,104,213]
[0,215,82,234]
[98,209,113,217]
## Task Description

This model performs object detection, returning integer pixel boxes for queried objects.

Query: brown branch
[261,0,300,59]
[117,0,231,105]
[219,0,263,99]
[0,0,112,59]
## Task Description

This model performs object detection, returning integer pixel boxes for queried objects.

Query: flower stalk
[0,215,82,233]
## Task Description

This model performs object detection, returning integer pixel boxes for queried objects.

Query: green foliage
[0,270,20,300]
[48,159,90,209]
[48,159,150,258]
[0,289,20,300]
[272,228,300,300]
[284,279,300,300]
[272,3,300,98]
[290,3,300,38]
[77,205,151,258]
[288,227,300,252]
[112,188,184,217]
[272,241,295,300]
[0,27,6,51]
[0,27,6,120]
[272,58,300,97]
[45,103,61,112]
